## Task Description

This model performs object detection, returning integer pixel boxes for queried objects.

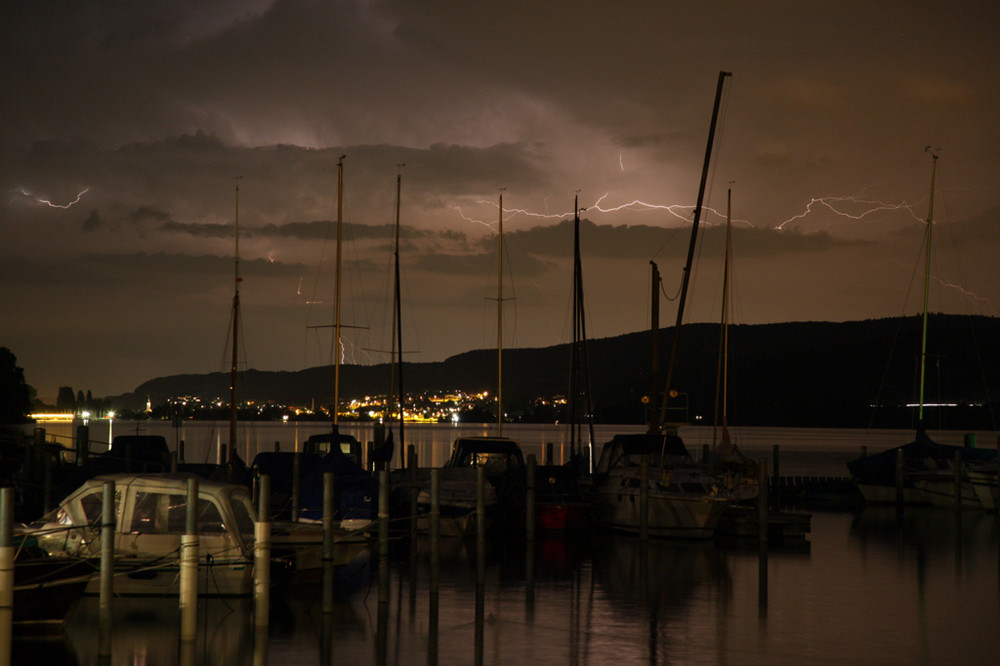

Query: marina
[4,422,1000,663]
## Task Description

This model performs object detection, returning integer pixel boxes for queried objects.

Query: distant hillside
[114,315,1000,429]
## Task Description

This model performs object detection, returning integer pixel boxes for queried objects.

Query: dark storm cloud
[3,0,999,398]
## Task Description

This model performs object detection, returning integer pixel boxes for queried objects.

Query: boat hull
[595,484,731,539]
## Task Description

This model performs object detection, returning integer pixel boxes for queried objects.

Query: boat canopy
[595,433,694,474]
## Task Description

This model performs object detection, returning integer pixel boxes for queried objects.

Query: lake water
[14,423,1000,664]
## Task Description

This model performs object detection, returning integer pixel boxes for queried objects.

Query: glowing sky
[3,1,999,399]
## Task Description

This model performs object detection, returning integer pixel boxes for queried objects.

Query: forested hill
[116,315,999,429]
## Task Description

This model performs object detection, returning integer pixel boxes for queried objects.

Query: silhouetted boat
[592,72,737,539]
[846,151,997,505]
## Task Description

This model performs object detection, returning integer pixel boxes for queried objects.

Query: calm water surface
[16,424,1000,664]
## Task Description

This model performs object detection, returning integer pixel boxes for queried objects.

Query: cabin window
[229,493,256,540]
[129,491,225,535]
[80,490,122,525]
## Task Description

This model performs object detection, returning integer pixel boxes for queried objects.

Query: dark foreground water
[14,425,1000,664]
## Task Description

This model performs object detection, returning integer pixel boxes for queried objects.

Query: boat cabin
[595,433,695,475]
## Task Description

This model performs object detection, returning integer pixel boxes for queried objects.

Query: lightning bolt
[776,196,923,230]
[14,186,90,208]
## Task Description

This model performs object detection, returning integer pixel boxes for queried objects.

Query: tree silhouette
[0,347,33,424]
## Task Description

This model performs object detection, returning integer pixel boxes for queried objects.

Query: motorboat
[24,473,257,596]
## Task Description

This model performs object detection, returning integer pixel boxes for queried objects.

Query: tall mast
[333,156,345,430]
[917,148,938,427]
[229,179,241,466]
[648,261,660,432]
[497,191,504,436]
[713,186,733,446]
[570,196,580,458]
[393,168,405,452]
[656,70,731,431]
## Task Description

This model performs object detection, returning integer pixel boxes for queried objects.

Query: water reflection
[15,507,1000,664]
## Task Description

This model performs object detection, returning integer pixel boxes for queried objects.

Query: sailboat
[250,158,373,574]
[414,191,527,537]
[534,195,595,532]
[592,71,736,538]
[846,150,996,507]
[704,186,759,502]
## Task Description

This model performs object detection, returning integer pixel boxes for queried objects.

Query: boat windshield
[228,490,257,542]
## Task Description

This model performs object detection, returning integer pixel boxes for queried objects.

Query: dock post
[291,452,301,522]
[758,458,769,545]
[408,445,418,540]
[321,472,335,665]
[475,465,486,665]
[377,469,389,666]
[76,424,90,467]
[545,442,553,465]
[895,448,905,513]
[772,445,781,512]
[99,480,115,658]
[179,439,185,463]
[954,450,963,510]
[640,457,649,541]
[0,488,14,666]
[180,477,199,643]
[322,472,335,615]
[526,454,536,612]
[429,469,440,664]
[254,475,271,631]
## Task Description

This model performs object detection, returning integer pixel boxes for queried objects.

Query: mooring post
[322,472,335,616]
[0,487,14,666]
[954,450,963,510]
[99,480,115,658]
[179,439,185,463]
[772,444,781,511]
[758,458,769,545]
[525,454,536,612]
[254,474,271,630]
[76,424,90,467]
[378,469,389,603]
[640,457,649,541]
[895,447,905,513]
[291,452,301,522]
[428,468,440,665]
[475,465,486,665]
[545,442,553,466]
[180,477,199,643]
[408,445,418,540]
[377,469,389,666]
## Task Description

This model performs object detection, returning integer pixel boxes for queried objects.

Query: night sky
[3,1,998,400]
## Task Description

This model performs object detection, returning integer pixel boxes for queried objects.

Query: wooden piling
[640,457,649,541]
[76,424,90,467]
[954,450,962,510]
[254,475,270,630]
[180,477,199,642]
[322,473,335,616]
[0,488,13,666]
[408,445,418,539]
[895,448,904,513]
[291,452,301,522]
[545,442,554,466]
[772,445,781,511]
[525,454,536,612]
[429,469,440,664]
[758,458,768,545]
[99,480,115,658]
[475,465,485,665]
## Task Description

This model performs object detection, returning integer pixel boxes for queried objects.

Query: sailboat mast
[394,169,405,451]
[497,191,504,436]
[656,70,731,431]
[333,156,345,429]
[917,148,938,425]
[713,186,732,445]
[229,180,241,466]
[570,196,580,457]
